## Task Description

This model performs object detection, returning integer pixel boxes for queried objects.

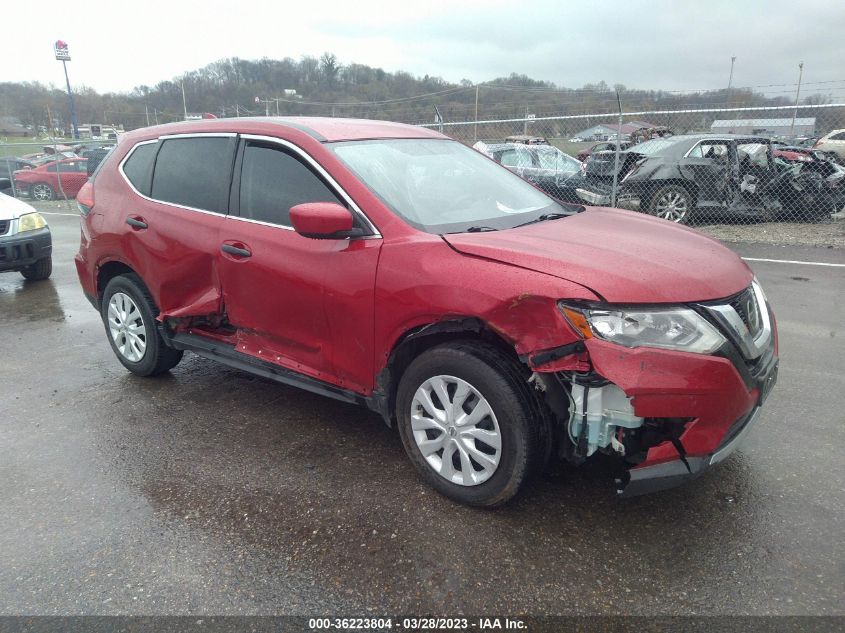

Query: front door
[218,137,381,394]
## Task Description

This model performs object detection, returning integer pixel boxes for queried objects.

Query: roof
[123,116,446,143]
[711,118,815,128]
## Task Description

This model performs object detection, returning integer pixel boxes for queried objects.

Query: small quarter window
[123,142,158,196]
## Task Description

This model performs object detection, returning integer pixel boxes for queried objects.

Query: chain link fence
[423,104,845,228]
[0,139,117,203]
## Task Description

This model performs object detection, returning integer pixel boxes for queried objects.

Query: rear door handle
[126,217,148,229]
[221,243,252,258]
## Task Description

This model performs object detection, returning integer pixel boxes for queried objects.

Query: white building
[710,118,815,137]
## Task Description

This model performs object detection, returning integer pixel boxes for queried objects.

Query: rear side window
[830,132,845,141]
[238,142,343,226]
[151,137,234,213]
[122,142,157,195]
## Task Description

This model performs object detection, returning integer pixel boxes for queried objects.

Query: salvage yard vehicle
[13,157,89,200]
[813,128,845,161]
[76,118,778,506]
[577,134,790,224]
[473,141,585,202]
[0,179,53,280]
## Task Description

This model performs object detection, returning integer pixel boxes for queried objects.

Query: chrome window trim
[238,133,381,237]
[117,133,381,238]
[158,132,238,139]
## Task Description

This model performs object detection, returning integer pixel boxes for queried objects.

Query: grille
[728,287,763,338]
[0,220,8,236]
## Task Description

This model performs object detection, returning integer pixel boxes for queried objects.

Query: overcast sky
[2,0,843,98]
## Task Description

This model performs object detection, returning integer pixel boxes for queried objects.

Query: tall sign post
[54,40,79,139]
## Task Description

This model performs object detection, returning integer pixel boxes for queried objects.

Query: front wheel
[30,183,55,201]
[395,342,541,507]
[100,273,183,376]
[648,184,693,224]
[20,256,52,280]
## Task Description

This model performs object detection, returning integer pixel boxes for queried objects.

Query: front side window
[238,142,344,226]
[151,137,233,213]
[331,139,567,233]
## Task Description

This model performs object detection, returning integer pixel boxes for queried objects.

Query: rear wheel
[30,183,55,201]
[395,342,541,507]
[101,274,183,376]
[20,256,52,280]
[648,184,693,224]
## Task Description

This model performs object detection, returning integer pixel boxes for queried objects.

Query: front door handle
[126,217,148,229]
[221,243,252,258]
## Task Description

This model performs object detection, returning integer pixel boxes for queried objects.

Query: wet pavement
[1,208,843,615]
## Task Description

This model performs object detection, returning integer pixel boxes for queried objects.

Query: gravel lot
[698,217,845,248]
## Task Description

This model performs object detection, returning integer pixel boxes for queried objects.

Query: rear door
[116,133,236,318]
[218,136,381,393]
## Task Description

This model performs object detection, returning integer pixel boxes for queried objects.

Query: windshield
[631,138,681,155]
[330,139,567,233]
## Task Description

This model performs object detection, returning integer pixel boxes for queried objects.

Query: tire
[30,183,55,201]
[395,341,542,507]
[648,184,694,224]
[20,256,52,280]
[100,273,183,376]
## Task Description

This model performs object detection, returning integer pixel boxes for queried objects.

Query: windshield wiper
[465,225,498,232]
[514,212,569,228]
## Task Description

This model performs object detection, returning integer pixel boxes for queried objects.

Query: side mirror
[289,202,364,239]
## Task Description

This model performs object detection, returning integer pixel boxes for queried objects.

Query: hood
[0,192,38,221]
[442,208,752,303]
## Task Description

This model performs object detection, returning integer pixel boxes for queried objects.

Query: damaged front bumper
[622,405,763,497]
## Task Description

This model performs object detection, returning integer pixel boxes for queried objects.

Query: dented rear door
[118,134,236,318]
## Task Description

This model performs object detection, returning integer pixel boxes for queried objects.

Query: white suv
[0,180,53,280]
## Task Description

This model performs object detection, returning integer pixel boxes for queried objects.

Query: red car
[14,157,89,200]
[75,118,779,506]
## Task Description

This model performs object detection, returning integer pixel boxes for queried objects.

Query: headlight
[18,212,47,233]
[560,304,726,354]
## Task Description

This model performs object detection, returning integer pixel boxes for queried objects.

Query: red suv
[75,118,779,506]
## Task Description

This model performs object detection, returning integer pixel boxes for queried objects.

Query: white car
[0,183,53,280]
[814,129,845,161]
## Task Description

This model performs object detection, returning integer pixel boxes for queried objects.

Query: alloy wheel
[31,184,52,201]
[107,292,147,362]
[654,190,689,222]
[410,375,502,486]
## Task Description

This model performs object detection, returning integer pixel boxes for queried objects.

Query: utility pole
[46,104,54,137]
[790,62,804,136]
[474,85,479,141]
[610,91,624,208]
[145,103,150,126]
[181,81,189,120]
[727,55,737,103]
